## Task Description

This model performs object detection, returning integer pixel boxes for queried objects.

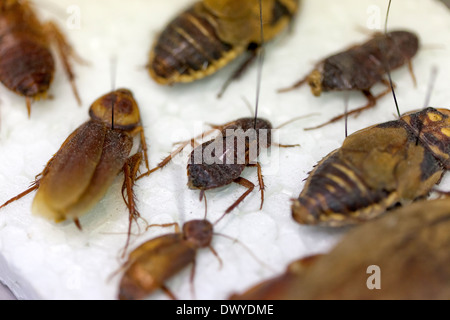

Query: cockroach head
[183,220,214,248]
[89,89,141,130]
[402,107,450,168]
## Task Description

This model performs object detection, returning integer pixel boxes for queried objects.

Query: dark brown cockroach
[0,89,149,252]
[292,107,450,227]
[0,0,82,116]
[278,30,419,129]
[267,198,450,300]
[148,0,299,97]
[146,116,302,219]
[229,254,322,300]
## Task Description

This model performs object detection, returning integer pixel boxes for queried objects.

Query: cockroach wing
[340,122,444,201]
[119,233,196,300]
[32,121,133,223]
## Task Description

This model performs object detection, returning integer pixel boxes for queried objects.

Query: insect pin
[271,197,450,300]
[147,0,300,97]
[0,88,150,254]
[0,0,83,116]
[278,1,418,130]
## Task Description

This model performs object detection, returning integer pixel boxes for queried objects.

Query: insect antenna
[212,232,275,273]
[344,93,350,138]
[423,66,438,109]
[384,0,401,118]
[415,66,439,146]
[253,0,265,129]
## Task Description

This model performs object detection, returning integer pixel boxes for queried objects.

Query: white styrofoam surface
[0,0,450,300]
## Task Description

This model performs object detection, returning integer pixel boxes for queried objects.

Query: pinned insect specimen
[146,115,307,220]
[278,29,419,129]
[148,0,300,97]
[229,254,322,300]
[292,107,450,227]
[0,89,149,252]
[274,198,450,300]
[0,0,83,116]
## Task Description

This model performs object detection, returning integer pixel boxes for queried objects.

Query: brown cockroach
[146,116,305,220]
[0,0,82,116]
[292,107,450,227]
[264,198,450,300]
[148,0,299,97]
[229,254,322,300]
[278,29,419,129]
[117,219,216,300]
[0,88,149,252]
[117,216,268,300]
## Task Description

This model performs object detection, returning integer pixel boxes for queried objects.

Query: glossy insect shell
[308,30,419,96]
[292,108,450,226]
[0,0,54,99]
[118,220,214,300]
[187,118,272,190]
[32,89,142,223]
[283,198,450,300]
[148,0,299,85]
[89,88,142,130]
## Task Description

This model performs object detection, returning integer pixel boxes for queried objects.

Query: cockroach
[0,88,149,253]
[117,219,216,300]
[146,116,307,219]
[278,29,419,129]
[275,198,450,300]
[0,0,82,116]
[117,217,267,300]
[148,0,299,97]
[229,254,322,300]
[291,107,450,227]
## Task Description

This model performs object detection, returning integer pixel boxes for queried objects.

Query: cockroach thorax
[89,88,141,130]
[183,220,214,248]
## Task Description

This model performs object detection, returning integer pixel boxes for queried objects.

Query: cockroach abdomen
[149,6,235,84]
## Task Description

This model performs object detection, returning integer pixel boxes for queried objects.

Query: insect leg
[224,177,255,214]
[248,162,265,210]
[408,59,417,87]
[128,125,150,176]
[121,153,144,257]
[43,21,85,106]
[144,128,219,177]
[304,86,393,131]
[0,181,39,210]
[160,285,177,300]
[217,48,259,99]
[189,255,197,300]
